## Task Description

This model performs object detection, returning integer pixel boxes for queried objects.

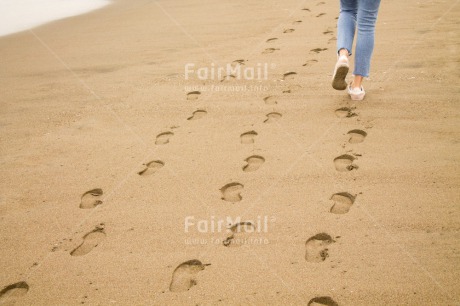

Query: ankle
[338,48,349,57]
[352,76,363,89]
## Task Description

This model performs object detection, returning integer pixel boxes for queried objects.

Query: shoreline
[0,0,111,38]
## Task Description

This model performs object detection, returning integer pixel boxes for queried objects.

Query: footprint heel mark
[70,228,106,256]
[240,131,258,144]
[169,260,210,292]
[347,129,367,143]
[243,155,265,172]
[155,131,174,145]
[330,192,356,214]
[316,13,326,17]
[335,107,357,118]
[311,48,328,54]
[301,8,311,11]
[0,282,29,304]
[283,71,297,80]
[292,20,302,25]
[303,59,318,67]
[230,59,246,69]
[333,154,358,172]
[223,222,255,247]
[283,84,302,93]
[221,182,244,202]
[262,48,279,54]
[266,38,278,43]
[232,59,245,65]
[220,74,236,82]
[80,188,103,209]
[308,296,339,306]
[264,112,282,123]
[283,28,295,33]
[305,233,334,263]
[187,109,207,121]
[138,160,164,176]
[328,36,337,44]
[186,91,201,100]
[263,96,277,105]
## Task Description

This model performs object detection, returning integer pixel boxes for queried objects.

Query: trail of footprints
[256,4,368,304]
[4,3,366,303]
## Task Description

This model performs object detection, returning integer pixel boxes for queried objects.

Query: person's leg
[337,0,358,57]
[332,0,357,90]
[352,0,381,89]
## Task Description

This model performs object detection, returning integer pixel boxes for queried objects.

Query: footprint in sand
[303,59,318,67]
[302,8,311,11]
[328,36,337,44]
[288,86,303,93]
[262,48,280,54]
[292,20,302,25]
[283,71,297,81]
[169,260,210,292]
[334,154,358,172]
[138,160,164,176]
[0,282,29,305]
[264,96,277,105]
[155,131,174,145]
[335,107,357,118]
[187,109,207,121]
[316,13,326,17]
[330,192,356,214]
[308,296,339,306]
[186,91,201,100]
[266,38,278,43]
[223,222,255,247]
[80,188,103,209]
[220,74,236,82]
[70,228,106,256]
[240,131,258,144]
[232,59,245,65]
[264,112,282,123]
[311,48,328,54]
[231,59,245,68]
[305,233,334,263]
[243,155,265,172]
[316,1,326,5]
[347,129,367,143]
[283,29,295,33]
[323,28,334,35]
[220,182,244,202]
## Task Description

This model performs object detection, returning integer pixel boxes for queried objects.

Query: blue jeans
[337,0,381,77]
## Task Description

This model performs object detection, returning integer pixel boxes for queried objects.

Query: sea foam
[0,0,111,37]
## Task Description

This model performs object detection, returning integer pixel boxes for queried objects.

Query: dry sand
[0,0,459,305]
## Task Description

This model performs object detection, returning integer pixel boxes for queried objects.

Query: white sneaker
[348,84,365,101]
[331,55,349,90]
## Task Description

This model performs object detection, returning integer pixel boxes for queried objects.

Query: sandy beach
[0,0,459,305]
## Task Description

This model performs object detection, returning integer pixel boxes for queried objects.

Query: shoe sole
[332,64,349,90]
